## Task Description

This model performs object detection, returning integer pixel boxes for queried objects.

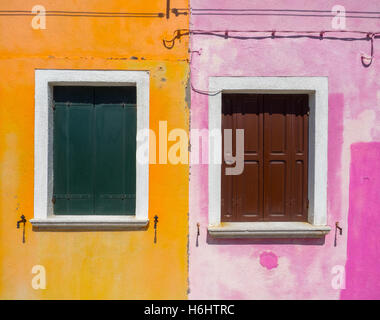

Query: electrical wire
[191,9,380,14]
[174,8,380,20]
[164,29,380,49]
[192,13,380,20]
[188,49,223,96]
[0,10,164,18]
[178,29,380,94]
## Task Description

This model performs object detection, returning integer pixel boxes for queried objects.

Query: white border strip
[208,77,329,236]
[32,69,150,229]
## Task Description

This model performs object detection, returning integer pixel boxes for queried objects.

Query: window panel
[221,93,309,222]
[53,86,136,216]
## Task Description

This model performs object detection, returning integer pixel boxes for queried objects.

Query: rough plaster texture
[0,0,189,299]
[189,0,380,299]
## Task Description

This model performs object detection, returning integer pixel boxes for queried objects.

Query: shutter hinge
[307,199,309,209]
[196,222,200,247]
[154,215,158,244]
[52,196,56,204]
[334,222,343,247]
[17,214,27,243]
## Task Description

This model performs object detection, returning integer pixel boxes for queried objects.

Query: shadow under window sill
[30,216,149,231]
[208,221,331,239]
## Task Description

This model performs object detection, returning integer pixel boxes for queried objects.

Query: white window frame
[32,69,150,230]
[208,76,331,238]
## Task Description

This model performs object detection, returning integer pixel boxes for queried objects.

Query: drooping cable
[176,29,380,95]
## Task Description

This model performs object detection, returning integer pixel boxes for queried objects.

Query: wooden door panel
[234,95,264,221]
[268,114,287,154]
[221,165,234,221]
[293,160,305,219]
[266,160,288,219]
[294,113,305,153]
[236,161,263,221]
[53,86,94,215]
[221,94,235,221]
[264,95,293,221]
[53,86,136,216]
[236,95,261,154]
[291,95,309,221]
[235,94,263,221]
[221,93,309,223]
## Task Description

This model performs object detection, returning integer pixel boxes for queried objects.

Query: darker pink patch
[260,251,278,270]
[341,142,380,300]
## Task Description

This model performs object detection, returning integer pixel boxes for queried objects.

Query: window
[53,86,137,216]
[32,70,149,230]
[208,77,331,238]
[221,93,309,222]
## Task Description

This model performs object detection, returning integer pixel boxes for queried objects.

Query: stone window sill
[208,222,331,238]
[30,216,149,231]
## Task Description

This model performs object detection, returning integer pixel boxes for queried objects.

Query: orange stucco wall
[0,0,189,299]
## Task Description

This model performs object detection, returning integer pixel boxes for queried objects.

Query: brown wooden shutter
[221,94,234,221]
[221,94,309,222]
[234,94,264,222]
[291,94,309,221]
[263,95,294,221]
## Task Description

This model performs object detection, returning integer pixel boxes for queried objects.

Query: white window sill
[208,222,331,238]
[30,216,149,231]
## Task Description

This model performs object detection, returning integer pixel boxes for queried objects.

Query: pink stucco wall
[189,0,380,299]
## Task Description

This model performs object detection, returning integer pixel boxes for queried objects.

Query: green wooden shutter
[53,86,136,215]
[53,86,94,215]
[93,87,136,215]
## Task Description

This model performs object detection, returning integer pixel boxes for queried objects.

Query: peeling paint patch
[259,251,278,270]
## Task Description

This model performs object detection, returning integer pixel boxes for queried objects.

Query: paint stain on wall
[259,251,278,270]
[341,142,380,300]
